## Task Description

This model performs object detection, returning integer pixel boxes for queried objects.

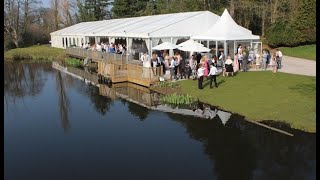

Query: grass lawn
[177,71,316,132]
[4,45,66,61]
[279,44,316,61]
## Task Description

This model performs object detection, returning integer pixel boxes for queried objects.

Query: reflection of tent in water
[217,110,232,125]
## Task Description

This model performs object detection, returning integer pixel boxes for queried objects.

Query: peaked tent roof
[50,11,220,38]
[192,9,260,41]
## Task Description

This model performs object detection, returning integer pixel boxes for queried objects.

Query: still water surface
[4,62,316,180]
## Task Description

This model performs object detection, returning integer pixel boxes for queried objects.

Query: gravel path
[247,55,316,77]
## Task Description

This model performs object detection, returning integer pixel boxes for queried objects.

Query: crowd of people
[78,42,283,89]
[139,44,283,90]
[80,42,127,55]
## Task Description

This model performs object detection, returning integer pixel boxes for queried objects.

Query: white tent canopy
[177,39,202,47]
[152,42,179,50]
[178,42,210,52]
[191,9,260,41]
[50,11,220,38]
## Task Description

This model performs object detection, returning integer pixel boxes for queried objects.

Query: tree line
[4,0,315,50]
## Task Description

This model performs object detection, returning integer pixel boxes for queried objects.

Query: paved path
[248,55,316,77]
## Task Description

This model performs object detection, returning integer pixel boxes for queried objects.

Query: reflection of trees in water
[55,71,71,133]
[127,101,149,121]
[167,113,316,180]
[4,62,50,110]
[86,84,112,115]
[103,88,150,120]
[71,80,113,116]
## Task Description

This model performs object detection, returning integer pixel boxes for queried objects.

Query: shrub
[4,41,17,51]
[158,81,179,88]
[160,93,195,105]
[4,45,65,61]
[64,58,82,67]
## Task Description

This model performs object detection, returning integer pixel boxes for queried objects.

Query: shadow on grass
[203,78,226,89]
[289,83,316,97]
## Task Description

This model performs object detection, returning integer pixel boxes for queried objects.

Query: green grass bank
[177,71,316,132]
[279,44,316,61]
[4,45,66,61]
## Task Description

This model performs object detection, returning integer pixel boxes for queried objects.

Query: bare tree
[51,0,59,30]
[229,0,234,18]
[22,0,41,33]
[60,0,74,26]
[4,0,22,47]
[55,71,71,133]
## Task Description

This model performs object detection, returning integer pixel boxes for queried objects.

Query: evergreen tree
[112,0,149,18]
[294,0,316,44]
[82,0,112,21]
[76,0,96,22]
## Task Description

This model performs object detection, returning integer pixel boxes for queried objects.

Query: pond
[4,61,316,180]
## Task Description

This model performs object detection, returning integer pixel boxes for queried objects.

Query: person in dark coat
[242,51,248,72]
[196,53,202,64]
[179,58,186,79]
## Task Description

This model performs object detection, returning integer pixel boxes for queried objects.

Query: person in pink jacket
[233,53,239,72]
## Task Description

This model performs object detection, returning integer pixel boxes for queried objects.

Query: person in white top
[189,55,197,80]
[101,42,105,51]
[255,51,261,69]
[96,43,102,51]
[208,63,218,88]
[84,43,88,49]
[141,52,152,78]
[140,52,151,67]
[169,56,176,80]
[276,48,283,69]
[237,52,243,71]
[197,63,205,89]
[238,46,243,54]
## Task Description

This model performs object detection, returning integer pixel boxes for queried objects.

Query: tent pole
[234,40,236,54]
[151,39,153,54]
[149,38,152,56]
[170,37,173,57]
[126,37,129,55]
[215,41,218,57]
[224,40,227,57]
[207,40,210,57]
[250,40,252,50]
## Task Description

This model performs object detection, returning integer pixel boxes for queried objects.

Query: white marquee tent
[50,9,261,59]
[50,11,220,58]
[192,9,261,57]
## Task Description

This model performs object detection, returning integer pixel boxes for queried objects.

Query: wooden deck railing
[66,47,163,87]
[66,47,130,63]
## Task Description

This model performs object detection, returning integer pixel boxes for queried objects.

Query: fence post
[149,67,151,83]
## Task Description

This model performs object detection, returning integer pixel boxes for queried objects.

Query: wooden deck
[99,82,160,108]
[66,48,163,87]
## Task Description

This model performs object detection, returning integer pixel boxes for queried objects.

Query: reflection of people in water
[151,93,160,107]
[208,108,218,119]
[201,104,218,119]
